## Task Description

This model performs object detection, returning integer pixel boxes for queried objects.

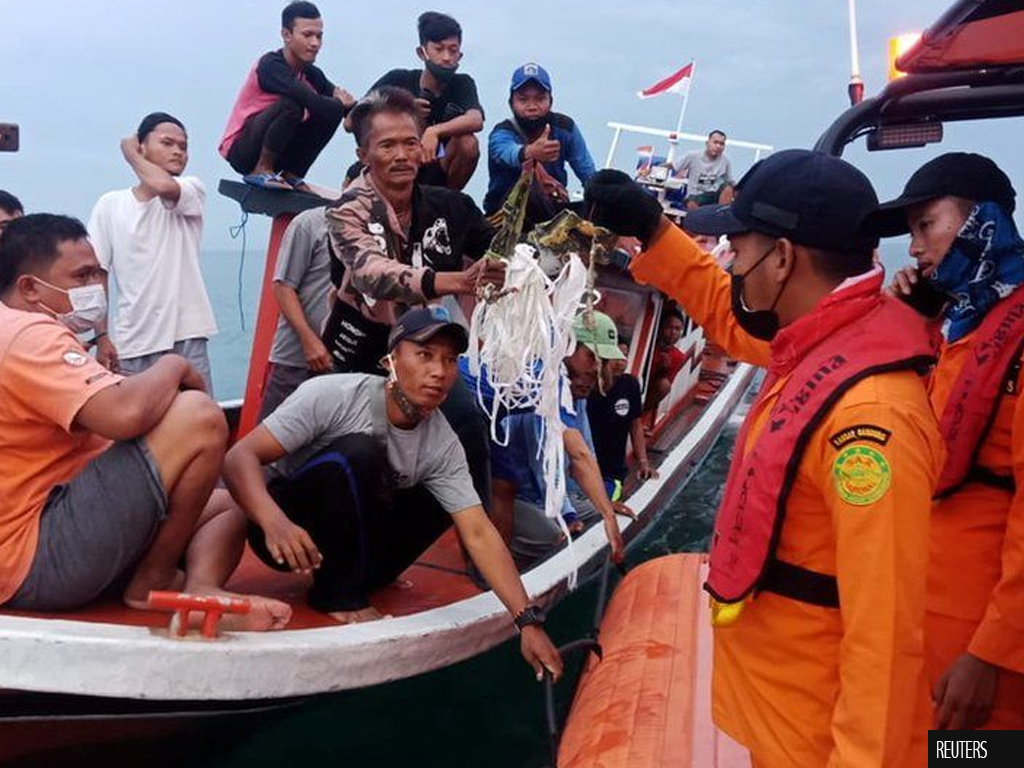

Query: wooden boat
[0,180,758,762]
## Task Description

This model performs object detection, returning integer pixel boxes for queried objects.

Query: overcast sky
[2,0,1021,251]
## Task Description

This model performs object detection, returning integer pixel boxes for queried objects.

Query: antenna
[847,0,865,106]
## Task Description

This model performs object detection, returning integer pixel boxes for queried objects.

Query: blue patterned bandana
[932,202,1024,343]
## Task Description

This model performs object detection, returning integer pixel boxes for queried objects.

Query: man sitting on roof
[351,12,483,191]
[483,63,596,229]
[219,2,355,191]
[0,214,290,631]
[223,305,563,677]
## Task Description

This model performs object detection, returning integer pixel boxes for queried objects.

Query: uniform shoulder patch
[832,445,892,506]
[828,423,892,450]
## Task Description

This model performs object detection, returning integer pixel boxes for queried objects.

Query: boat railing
[603,121,773,170]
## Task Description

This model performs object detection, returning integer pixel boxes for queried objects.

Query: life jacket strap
[761,559,839,609]
[964,464,1016,493]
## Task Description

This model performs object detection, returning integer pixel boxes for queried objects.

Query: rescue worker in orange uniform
[877,153,1024,731]
[585,150,941,768]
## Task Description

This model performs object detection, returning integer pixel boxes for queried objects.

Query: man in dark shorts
[0,214,289,631]
[354,12,483,190]
[219,2,355,190]
[223,305,563,680]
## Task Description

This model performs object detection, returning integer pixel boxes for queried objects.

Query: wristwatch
[513,605,546,631]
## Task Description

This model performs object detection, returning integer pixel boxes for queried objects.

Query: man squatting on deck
[586,153,942,766]
[0,215,291,631]
[224,307,563,679]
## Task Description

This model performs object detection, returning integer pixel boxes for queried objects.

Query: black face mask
[424,59,458,84]
[515,114,548,135]
[730,243,790,341]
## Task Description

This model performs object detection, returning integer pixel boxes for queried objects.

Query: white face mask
[37,279,107,334]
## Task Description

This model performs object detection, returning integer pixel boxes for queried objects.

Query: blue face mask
[931,201,1024,342]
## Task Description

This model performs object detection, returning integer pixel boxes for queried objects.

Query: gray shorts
[6,440,168,611]
[120,337,213,396]
[257,363,310,421]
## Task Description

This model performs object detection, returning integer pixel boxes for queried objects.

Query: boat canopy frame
[816,0,1024,157]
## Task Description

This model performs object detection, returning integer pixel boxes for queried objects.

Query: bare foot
[215,593,292,632]
[328,606,391,625]
[123,569,185,610]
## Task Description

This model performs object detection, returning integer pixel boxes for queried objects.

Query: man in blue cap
[584,152,942,767]
[224,305,563,681]
[483,63,596,225]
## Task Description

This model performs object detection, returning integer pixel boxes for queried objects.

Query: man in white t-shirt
[88,112,218,392]
[672,129,735,210]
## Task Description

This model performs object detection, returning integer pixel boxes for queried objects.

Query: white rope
[468,244,589,589]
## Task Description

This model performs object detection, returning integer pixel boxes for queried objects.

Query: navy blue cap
[869,152,1016,237]
[684,149,880,252]
[510,62,552,93]
[388,305,469,353]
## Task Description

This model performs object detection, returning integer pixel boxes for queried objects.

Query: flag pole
[674,61,694,135]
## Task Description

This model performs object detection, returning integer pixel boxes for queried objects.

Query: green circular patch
[832,445,892,506]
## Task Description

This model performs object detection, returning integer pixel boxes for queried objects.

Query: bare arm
[629,417,657,480]
[223,425,323,572]
[564,427,627,561]
[120,137,180,203]
[272,282,332,373]
[73,354,202,440]
[429,109,484,139]
[453,505,563,680]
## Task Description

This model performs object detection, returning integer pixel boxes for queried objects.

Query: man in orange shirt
[586,151,940,767]
[0,214,289,630]
[879,153,1024,730]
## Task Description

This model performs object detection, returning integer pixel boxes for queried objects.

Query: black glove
[584,169,664,248]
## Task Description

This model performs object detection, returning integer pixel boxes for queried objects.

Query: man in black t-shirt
[352,12,483,191]
[587,343,657,495]
[219,2,355,191]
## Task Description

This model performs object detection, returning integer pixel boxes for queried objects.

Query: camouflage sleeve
[326,189,434,303]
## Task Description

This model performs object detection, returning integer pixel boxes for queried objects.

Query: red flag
[637,62,694,99]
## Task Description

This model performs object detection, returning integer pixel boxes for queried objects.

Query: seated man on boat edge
[350,11,483,191]
[223,306,564,680]
[219,1,355,191]
[0,214,291,631]
[586,152,941,767]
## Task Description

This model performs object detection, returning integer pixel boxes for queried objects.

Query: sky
[2,0,1022,252]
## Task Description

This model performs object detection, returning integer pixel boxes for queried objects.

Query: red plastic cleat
[147,591,252,638]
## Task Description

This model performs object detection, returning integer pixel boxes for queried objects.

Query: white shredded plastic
[468,243,589,588]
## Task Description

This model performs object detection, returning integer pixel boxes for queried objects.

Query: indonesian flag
[637,62,694,99]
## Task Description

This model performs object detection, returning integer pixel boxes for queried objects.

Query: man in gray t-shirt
[224,306,563,681]
[258,207,336,419]
[672,129,735,210]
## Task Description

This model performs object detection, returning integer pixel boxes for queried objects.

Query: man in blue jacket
[483,63,596,225]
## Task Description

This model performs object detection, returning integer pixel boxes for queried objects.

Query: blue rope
[229,209,249,330]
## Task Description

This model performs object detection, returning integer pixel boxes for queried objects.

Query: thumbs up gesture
[524,124,561,164]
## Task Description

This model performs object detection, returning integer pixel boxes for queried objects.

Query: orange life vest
[706,290,935,605]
